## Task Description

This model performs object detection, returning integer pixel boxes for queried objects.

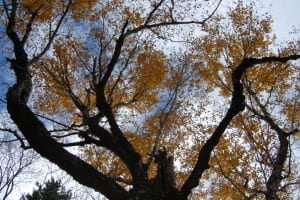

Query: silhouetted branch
[0,128,31,149]
[180,54,300,199]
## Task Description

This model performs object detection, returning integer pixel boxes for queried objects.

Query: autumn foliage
[1,0,299,199]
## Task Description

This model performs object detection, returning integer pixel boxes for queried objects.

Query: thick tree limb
[180,55,300,199]
[245,92,290,200]
[92,19,148,186]
[5,2,131,199]
[6,103,130,200]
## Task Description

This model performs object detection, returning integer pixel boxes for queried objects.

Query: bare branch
[34,112,82,132]
[144,0,165,25]
[202,0,223,24]
[126,0,223,36]
[0,128,31,149]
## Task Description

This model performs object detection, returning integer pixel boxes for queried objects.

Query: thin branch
[279,181,300,192]
[108,176,132,185]
[144,0,165,25]
[2,0,11,19]
[126,20,205,36]
[213,152,248,198]
[34,112,81,131]
[202,0,223,24]
[0,128,31,149]
[59,140,91,147]
[29,0,72,64]
[126,0,223,36]
[146,65,184,168]
[51,131,84,138]
[21,7,41,44]
[0,99,7,104]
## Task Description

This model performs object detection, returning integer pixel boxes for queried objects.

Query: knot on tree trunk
[7,59,32,105]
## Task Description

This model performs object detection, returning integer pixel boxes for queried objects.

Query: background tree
[0,0,299,199]
[0,129,37,200]
[20,178,72,200]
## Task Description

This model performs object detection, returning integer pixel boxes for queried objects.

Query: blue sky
[0,25,13,111]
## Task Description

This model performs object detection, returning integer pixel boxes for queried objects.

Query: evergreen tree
[20,178,72,200]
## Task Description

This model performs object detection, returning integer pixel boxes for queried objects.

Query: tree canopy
[0,0,299,199]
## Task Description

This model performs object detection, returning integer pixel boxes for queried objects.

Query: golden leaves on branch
[23,0,97,21]
[32,39,90,121]
[135,51,167,93]
[70,0,98,20]
[24,0,46,10]
[123,7,144,26]
[111,49,168,113]
[82,145,132,184]
[23,0,61,22]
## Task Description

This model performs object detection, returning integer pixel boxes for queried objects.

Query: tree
[0,129,37,200]
[20,178,72,200]
[188,2,300,199]
[0,0,299,199]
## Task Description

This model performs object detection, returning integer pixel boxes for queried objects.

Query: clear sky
[268,0,300,42]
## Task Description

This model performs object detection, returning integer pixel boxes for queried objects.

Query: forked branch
[180,54,300,199]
